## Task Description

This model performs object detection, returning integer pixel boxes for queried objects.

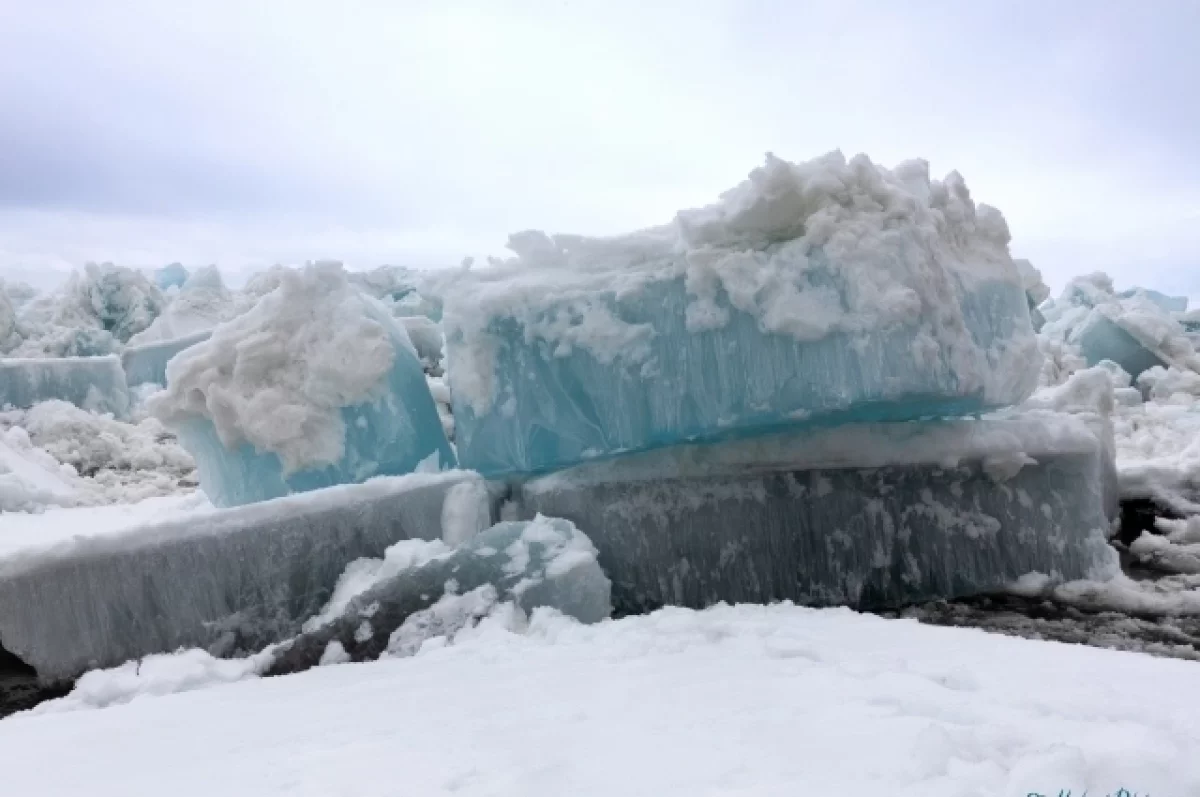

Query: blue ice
[1073,311,1167,379]
[451,273,1037,477]
[154,263,190,292]
[0,355,130,416]
[121,330,212,387]
[177,327,457,508]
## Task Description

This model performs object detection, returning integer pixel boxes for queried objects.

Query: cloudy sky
[2,0,1197,295]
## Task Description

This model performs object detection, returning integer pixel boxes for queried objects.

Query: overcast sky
[2,0,1197,296]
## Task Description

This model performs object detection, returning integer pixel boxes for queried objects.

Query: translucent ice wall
[0,355,130,417]
[446,152,1041,477]
[0,471,493,683]
[267,515,612,675]
[120,330,212,387]
[154,263,190,292]
[150,263,456,507]
[516,414,1117,612]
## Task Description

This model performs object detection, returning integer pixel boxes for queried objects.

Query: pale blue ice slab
[0,355,130,416]
[452,274,1037,477]
[516,416,1116,612]
[0,472,493,683]
[120,330,212,387]
[1073,311,1167,379]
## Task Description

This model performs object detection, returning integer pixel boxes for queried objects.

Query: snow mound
[148,262,400,474]
[0,425,88,512]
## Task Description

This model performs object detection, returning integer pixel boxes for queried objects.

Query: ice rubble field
[3,149,1200,793]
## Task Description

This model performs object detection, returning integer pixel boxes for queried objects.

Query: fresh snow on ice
[4,603,1199,797]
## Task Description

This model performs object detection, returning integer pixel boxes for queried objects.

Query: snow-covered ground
[3,603,1198,796]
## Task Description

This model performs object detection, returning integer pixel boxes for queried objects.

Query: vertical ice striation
[149,262,456,507]
[516,414,1117,613]
[0,471,494,684]
[0,355,130,417]
[445,152,1041,477]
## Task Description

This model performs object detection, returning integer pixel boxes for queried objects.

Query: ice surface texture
[1117,288,1188,314]
[120,330,211,387]
[0,472,494,683]
[517,415,1117,613]
[1074,309,1168,378]
[267,516,611,675]
[446,151,1040,477]
[151,262,456,507]
[0,355,130,417]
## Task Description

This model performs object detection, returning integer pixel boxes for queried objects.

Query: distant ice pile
[148,261,455,507]
[445,151,1041,476]
[1040,272,1197,381]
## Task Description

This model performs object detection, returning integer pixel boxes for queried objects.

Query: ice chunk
[0,471,494,683]
[120,330,212,387]
[0,355,130,417]
[446,152,1041,476]
[266,515,611,675]
[348,265,444,321]
[1022,367,1120,522]
[153,263,190,292]
[127,266,232,346]
[1014,258,1051,306]
[1117,288,1188,314]
[149,262,455,507]
[1072,308,1170,379]
[64,263,166,343]
[516,414,1117,612]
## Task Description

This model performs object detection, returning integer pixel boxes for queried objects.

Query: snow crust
[148,262,401,474]
[6,603,1200,797]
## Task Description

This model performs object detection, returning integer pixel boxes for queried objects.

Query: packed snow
[5,603,1199,796]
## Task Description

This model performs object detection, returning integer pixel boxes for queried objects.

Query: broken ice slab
[1117,288,1189,314]
[267,515,611,675]
[173,337,457,508]
[449,274,1039,477]
[154,264,458,507]
[446,151,1042,477]
[0,471,496,684]
[515,414,1118,613]
[1072,309,1168,379]
[0,355,130,417]
[120,330,212,387]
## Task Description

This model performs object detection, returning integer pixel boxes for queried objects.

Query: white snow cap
[148,261,401,474]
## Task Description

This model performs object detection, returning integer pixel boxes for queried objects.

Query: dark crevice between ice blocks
[0,639,69,720]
